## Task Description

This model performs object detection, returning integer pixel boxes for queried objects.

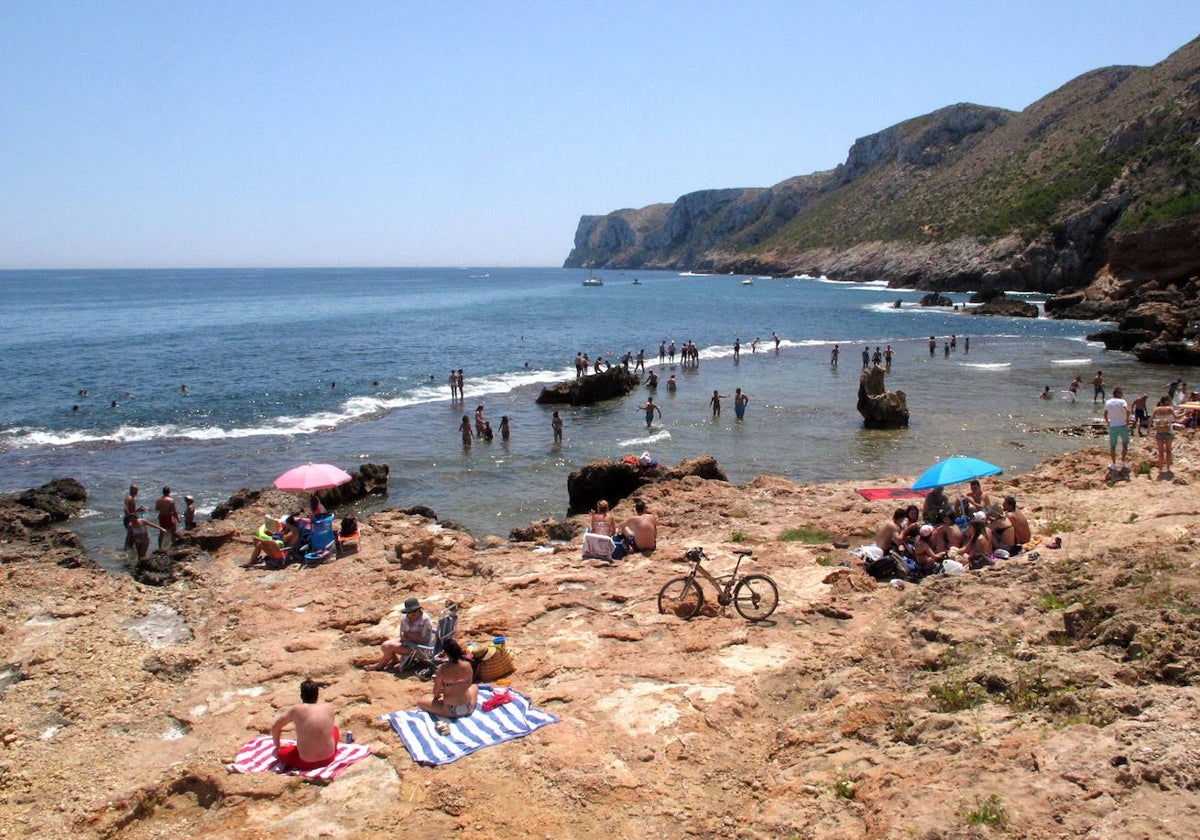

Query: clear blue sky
[2,1,1196,268]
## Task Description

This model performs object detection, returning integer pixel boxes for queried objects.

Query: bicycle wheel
[733,574,779,621]
[658,576,704,619]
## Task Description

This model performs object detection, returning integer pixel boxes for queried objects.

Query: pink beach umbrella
[273,463,353,493]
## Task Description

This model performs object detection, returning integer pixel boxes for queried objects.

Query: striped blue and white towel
[382,685,560,766]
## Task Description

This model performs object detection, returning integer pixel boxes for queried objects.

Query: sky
[2,2,1197,269]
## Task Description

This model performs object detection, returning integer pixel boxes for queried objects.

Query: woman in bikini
[418,639,478,722]
[589,499,616,536]
[1152,395,1182,476]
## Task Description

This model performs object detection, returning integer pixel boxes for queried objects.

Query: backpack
[339,514,358,537]
[865,550,910,582]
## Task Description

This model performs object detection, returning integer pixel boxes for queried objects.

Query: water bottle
[493,636,506,648]
[345,731,354,743]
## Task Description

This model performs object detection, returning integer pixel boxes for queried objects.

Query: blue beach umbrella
[911,456,1003,491]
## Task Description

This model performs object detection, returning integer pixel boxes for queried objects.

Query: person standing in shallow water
[551,410,563,443]
[709,390,727,418]
[830,344,838,366]
[155,486,178,550]
[459,415,473,448]
[499,415,510,441]
[734,388,749,420]
[640,397,661,428]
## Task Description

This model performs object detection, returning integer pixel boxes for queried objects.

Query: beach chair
[400,604,459,677]
[303,514,338,565]
[337,514,360,556]
[582,529,616,561]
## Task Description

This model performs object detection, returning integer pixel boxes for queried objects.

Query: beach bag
[942,558,965,575]
[865,550,909,583]
[475,645,515,682]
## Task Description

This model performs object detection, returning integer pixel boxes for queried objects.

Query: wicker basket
[475,646,515,682]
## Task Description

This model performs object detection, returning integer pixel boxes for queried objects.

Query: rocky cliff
[565,36,1200,307]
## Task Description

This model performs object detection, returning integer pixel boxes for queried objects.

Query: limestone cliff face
[565,36,1200,302]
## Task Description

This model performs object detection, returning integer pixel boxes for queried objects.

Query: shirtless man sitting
[619,499,658,553]
[959,480,991,517]
[1002,496,1031,547]
[272,678,338,770]
[875,508,907,554]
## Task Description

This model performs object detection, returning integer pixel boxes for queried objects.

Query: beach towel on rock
[229,736,371,780]
[382,685,559,766]
[856,487,929,501]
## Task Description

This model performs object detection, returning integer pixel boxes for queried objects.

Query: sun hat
[973,511,988,523]
[401,597,422,613]
[184,495,193,502]
[919,524,934,537]
[986,503,1004,519]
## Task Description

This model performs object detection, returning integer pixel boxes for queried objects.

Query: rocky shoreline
[3,435,1200,838]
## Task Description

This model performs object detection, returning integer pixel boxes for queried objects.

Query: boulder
[1133,340,1200,365]
[317,463,389,509]
[565,455,729,516]
[16,478,87,522]
[920,292,954,307]
[211,464,389,520]
[566,459,644,516]
[509,519,581,543]
[1088,329,1157,352]
[536,366,640,406]
[856,365,909,429]
[178,520,240,553]
[969,297,1039,317]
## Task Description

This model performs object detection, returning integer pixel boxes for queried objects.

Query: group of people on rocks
[587,496,660,555]
[1099,379,1196,479]
[875,480,1032,577]
[122,484,196,562]
[272,591,486,768]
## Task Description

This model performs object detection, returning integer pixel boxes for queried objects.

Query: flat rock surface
[3,434,1200,838]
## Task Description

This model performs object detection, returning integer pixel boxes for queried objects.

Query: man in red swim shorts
[272,679,339,770]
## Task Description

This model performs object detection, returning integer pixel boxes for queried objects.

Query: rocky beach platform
[3,436,1200,838]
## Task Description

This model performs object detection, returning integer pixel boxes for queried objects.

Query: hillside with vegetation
[565,36,1200,297]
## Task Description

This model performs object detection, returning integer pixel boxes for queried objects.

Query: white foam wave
[1051,358,1091,365]
[1,366,570,450]
[617,429,672,448]
[959,362,1011,370]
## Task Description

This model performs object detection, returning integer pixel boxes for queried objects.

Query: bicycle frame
[684,548,747,606]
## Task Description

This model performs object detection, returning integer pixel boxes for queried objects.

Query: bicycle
[657,547,779,621]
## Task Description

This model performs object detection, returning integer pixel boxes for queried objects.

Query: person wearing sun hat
[364,597,434,671]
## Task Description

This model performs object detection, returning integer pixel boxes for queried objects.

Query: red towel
[482,690,513,712]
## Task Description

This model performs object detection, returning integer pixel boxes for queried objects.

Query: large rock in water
[566,455,728,516]
[209,463,389,520]
[537,366,640,406]
[857,365,909,429]
[0,478,95,569]
[968,295,1039,317]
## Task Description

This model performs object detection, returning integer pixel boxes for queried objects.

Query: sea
[1,267,1190,572]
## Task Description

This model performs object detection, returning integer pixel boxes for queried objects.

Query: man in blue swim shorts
[1104,386,1131,471]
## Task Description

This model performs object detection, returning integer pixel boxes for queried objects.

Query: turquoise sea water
[0,267,1189,569]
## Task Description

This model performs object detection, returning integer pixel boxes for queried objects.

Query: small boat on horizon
[582,276,604,287]
[632,278,642,285]
[741,277,755,286]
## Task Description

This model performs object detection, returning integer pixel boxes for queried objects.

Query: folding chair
[337,514,360,556]
[400,604,459,677]
[303,514,338,565]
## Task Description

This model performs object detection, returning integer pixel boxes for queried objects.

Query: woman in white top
[590,500,616,536]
